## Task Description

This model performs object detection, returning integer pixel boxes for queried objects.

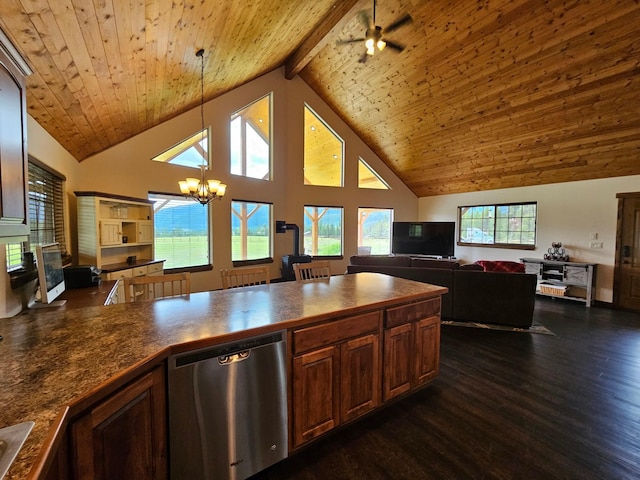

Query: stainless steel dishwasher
[168,330,288,480]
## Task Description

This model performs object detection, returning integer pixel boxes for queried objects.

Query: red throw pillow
[476,260,525,273]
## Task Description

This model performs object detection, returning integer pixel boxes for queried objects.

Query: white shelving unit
[76,192,165,304]
[521,258,597,307]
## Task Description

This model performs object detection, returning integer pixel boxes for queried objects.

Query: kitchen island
[0,272,446,479]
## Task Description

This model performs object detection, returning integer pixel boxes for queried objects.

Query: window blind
[28,160,67,255]
[149,193,210,269]
[5,159,67,270]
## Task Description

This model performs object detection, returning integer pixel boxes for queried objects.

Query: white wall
[70,67,418,292]
[418,175,640,303]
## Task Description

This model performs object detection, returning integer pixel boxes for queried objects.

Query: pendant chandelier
[178,48,227,205]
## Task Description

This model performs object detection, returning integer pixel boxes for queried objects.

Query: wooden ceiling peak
[1,0,639,196]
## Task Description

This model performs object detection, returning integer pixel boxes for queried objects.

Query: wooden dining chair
[293,260,331,281]
[220,266,270,289]
[123,272,190,302]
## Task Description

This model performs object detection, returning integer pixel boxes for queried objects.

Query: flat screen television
[391,222,455,258]
[32,243,67,307]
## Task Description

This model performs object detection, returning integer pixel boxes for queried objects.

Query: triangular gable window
[230,93,271,180]
[358,158,390,189]
[303,105,344,187]
[152,129,208,169]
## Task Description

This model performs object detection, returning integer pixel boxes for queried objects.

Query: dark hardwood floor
[253,298,640,480]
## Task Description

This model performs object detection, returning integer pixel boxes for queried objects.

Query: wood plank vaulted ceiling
[1,0,639,197]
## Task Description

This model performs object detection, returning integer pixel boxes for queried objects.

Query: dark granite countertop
[0,273,446,479]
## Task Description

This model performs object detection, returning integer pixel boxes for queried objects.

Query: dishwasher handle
[173,331,284,368]
[218,350,250,365]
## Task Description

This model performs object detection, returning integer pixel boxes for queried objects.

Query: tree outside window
[358,208,393,255]
[231,201,272,262]
[303,206,343,256]
[458,202,537,248]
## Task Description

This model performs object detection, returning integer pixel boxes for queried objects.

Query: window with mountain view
[458,202,537,248]
[303,205,343,256]
[231,200,272,262]
[149,193,210,269]
[230,94,271,180]
[358,207,393,255]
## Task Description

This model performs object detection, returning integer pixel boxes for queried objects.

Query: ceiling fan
[336,0,413,63]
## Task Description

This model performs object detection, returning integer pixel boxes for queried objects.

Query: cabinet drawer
[147,262,164,275]
[107,268,132,281]
[293,311,381,354]
[132,266,148,277]
[385,298,440,329]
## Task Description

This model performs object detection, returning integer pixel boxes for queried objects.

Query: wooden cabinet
[99,219,122,246]
[76,192,156,269]
[383,298,441,402]
[521,258,597,306]
[413,316,441,385]
[138,220,154,243]
[291,311,381,448]
[71,366,167,480]
[340,333,380,422]
[383,323,413,399]
[0,33,30,241]
[292,345,340,446]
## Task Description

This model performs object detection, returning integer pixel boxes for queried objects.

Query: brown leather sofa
[346,256,537,328]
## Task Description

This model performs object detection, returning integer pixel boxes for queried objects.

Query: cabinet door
[565,266,587,286]
[99,220,121,245]
[0,50,28,239]
[138,220,154,244]
[341,333,380,423]
[383,323,413,401]
[71,366,167,480]
[414,316,440,386]
[292,346,340,448]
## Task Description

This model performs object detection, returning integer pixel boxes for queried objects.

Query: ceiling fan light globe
[377,39,386,51]
[365,37,374,51]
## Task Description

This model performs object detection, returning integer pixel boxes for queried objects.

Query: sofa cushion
[452,270,537,327]
[349,255,412,267]
[410,258,459,269]
[476,260,525,273]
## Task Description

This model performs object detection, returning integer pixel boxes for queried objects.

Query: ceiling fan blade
[336,38,366,46]
[358,9,373,29]
[383,13,413,34]
[358,51,369,64]
[384,40,406,52]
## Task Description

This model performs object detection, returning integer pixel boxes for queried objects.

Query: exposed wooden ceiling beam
[285,0,367,79]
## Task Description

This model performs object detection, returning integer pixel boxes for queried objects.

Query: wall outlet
[590,241,603,249]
